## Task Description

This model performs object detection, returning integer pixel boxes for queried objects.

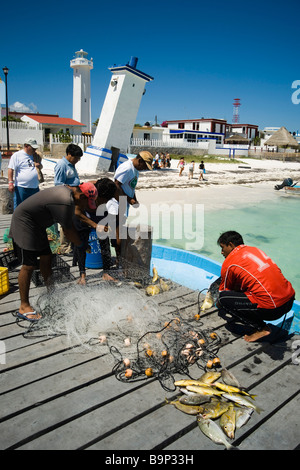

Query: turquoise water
[152,194,300,301]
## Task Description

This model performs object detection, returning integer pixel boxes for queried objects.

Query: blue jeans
[14,186,39,209]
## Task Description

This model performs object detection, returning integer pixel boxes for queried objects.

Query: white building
[164,118,226,145]
[70,49,93,133]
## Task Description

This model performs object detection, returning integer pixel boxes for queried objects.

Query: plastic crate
[32,254,75,287]
[0,250,20,270]
[0,267,9,296]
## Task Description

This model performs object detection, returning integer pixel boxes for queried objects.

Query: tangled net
[16,258,221,392]
[110,301,221,392]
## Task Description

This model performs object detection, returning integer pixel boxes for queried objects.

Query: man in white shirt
[106,151,153,260]
[8,138,40,209]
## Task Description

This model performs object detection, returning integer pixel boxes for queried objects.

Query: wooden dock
[0,214,299,451]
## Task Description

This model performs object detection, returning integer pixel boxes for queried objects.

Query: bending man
[9,183,97,321]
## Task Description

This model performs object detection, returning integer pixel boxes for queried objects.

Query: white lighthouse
[70,49,93,133]
[76,56,153,174]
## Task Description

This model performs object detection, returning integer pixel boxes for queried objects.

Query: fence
[130,138,211,149]
[50,133,93,145]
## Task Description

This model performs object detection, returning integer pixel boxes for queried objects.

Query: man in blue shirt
[54,143,83,254]
[54,143,82,186]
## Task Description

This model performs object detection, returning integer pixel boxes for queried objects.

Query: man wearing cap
[106,151,153,261]
[8,138,41,208]
[9,182,98,321]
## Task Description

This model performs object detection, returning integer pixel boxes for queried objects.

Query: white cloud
[10,101,38,113]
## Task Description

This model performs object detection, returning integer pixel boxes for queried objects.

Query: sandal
[17,310,41,322]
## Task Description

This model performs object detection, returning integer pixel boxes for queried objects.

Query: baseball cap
[138,151,153,170]
[79,182,98,209]
[24,138,39,149]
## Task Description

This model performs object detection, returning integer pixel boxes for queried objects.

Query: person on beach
[54,143,83,254]
[7,138,40,208]
[216,231,295,342]
[107,151,153,263]
[199,161,205,181]
[177,157,185,176]
[177,158,185,176]
[72,178,120,285]
[9,184,97,321]
[188,161,195,179]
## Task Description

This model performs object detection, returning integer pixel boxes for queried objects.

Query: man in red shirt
[216,231,295,342]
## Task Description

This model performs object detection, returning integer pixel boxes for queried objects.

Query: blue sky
[1,0,300,132]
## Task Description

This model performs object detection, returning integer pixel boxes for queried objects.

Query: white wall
[0,121,43,147]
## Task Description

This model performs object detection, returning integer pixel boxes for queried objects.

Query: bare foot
[77,276,86,285]
[102,272,117,282]
[244,326,271,342]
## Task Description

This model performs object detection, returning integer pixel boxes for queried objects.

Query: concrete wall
[0,121,43,148]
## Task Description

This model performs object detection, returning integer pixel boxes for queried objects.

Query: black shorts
[218,290,295,329]
[13,241,52,268]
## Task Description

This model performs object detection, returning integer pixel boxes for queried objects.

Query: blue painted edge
[152,244,221,276]
[151,243,300,334]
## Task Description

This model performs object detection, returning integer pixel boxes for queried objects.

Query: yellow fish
[213,382,255,398]
[198,371,222,384]
[165,399,204,415]
[152,266,159,283]
[174,379,211,388]
[186,385,223,397]
[146,285,160,296]
[159,278,170,291]
[200,401,230,420]
[220,404,236,439]
[201,291,214,311]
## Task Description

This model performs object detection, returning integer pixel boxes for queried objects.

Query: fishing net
[17,261,221,392]
[110,301,221,392]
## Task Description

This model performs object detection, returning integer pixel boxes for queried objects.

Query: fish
[220,404,236,439]
[213,382,255,398]
[198,371,222,384]
[179,387,199,396]
[152,266,159,283]
[199,401,231,420]
[222,393,263,414]
[133,281,143,288]
[179,394,211,406]
[145,285,160,296]
[235,408,254,429]
[197,416,236,450]
[165,399,204,415]
[221,368,240,388]
[174,379,212,388]
[201,291,214,311]
[159,278,170,291]
[186,385,224,397]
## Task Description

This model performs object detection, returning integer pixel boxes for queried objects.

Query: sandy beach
[2,155,300,212]
[34,156,300,211]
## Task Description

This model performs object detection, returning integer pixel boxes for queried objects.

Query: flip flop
[17,311,40,322]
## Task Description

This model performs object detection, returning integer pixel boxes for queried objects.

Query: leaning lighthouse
[70,49,93,132]
[76,56,153,174]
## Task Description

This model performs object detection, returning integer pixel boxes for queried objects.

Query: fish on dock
[186,385,224,397]
[197,415,237,450]
[213,382,255,398]
[221,368,240,388]
[165,399,204,415]
[235,407,254,429]
[222,393,263,414]
[198,371,222,384]
[220,404,236,439]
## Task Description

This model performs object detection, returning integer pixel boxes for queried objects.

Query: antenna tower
[232,98,241,123]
